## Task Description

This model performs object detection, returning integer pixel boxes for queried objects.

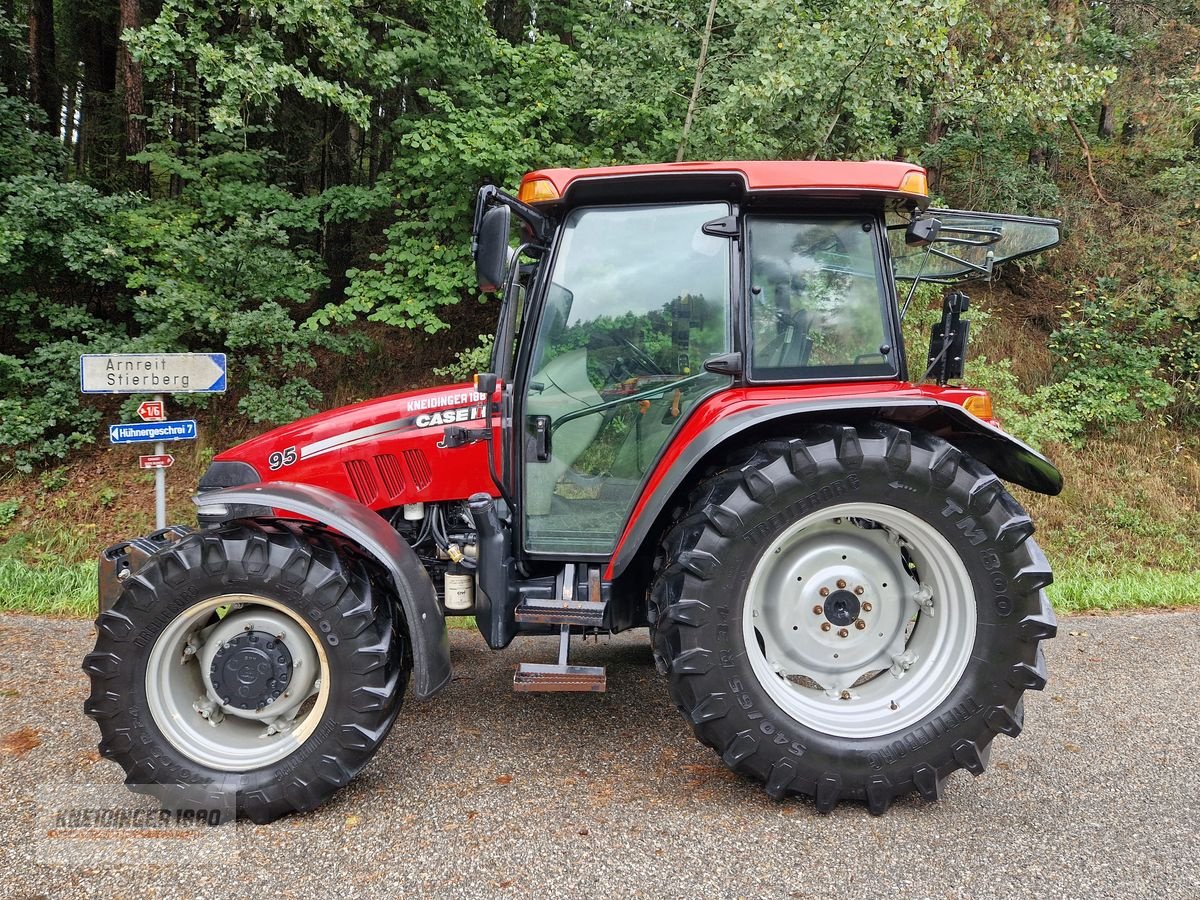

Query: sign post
[151,394,166,529]
[82,354,227,531]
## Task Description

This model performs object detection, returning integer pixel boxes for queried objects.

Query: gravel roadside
[1,610,1197,899]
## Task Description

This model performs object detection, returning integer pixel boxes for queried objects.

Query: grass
[0,557,96,617]
[1048,568,1200,613]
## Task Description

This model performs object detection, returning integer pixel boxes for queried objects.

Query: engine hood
[206,381,498,509]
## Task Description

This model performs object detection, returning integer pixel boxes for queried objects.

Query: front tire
[650,423,1057,813]
[84,521,409,823]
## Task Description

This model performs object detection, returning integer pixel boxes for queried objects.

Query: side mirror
[905,216,941,246]
[475,205,512,293]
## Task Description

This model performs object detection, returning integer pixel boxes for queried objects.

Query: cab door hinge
[703,351,742,376]
[701,214,739,238]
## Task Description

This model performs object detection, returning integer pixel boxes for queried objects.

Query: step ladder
[512,563,607,693]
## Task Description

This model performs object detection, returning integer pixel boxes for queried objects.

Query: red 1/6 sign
[137,400,166,421]
[139,454,174,469]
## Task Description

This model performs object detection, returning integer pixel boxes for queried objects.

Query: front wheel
[650,423,1057,813]
[84,521,408,823]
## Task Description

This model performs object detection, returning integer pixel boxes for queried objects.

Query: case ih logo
[413,405,485,429]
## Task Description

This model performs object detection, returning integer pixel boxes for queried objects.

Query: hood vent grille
[374,453,405,498]
[345,459,379,505]
[403,449,432,491]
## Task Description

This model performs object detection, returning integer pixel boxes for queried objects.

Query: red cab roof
[520,160,929,204]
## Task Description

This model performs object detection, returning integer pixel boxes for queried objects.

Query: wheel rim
[144,594,331,771]
[742,501,976,739]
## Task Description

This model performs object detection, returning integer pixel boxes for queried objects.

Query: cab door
[519,202,734,556]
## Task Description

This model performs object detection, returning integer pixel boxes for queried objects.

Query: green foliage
[433,334,496,382]
[39,468,69,492]
[0,0,1193,476]
[0,498,18,526]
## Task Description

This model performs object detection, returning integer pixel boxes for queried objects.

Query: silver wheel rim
[742,501,976,739]
[145,594,331,771]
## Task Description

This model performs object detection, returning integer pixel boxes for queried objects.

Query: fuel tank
[201,382,499,510]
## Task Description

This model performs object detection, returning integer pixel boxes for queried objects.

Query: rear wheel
[650,422,1057,813]
[84,521,408,823]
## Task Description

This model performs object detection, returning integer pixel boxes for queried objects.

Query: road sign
[139,454,174,469]
[80,353,227,394]
[109,420,197,444]
[137,400,166,421]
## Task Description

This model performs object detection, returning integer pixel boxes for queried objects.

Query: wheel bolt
[812,605,824,615]
[819,587,830,597]
[862,601,873,612]
[854,619,866,630]
[838,628,849,638]
[836,579,847,589]
[821,623,831,632]
[854,586,864,595]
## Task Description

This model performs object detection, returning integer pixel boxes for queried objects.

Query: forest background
[0,0,1196,614]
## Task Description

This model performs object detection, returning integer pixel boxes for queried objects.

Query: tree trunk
[117,0,148,191]
[28,0,59,134]
[1098,98,1115,139]
[676,0,719,163]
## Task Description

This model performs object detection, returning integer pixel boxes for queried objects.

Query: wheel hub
[209,631,293,711]
[823,590,860,627]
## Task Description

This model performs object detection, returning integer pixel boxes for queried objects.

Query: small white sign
[80,353,227,394]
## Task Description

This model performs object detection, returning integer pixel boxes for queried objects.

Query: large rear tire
[83,520,409,823]
[649,422,1056,813]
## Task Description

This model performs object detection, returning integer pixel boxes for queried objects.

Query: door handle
[530,415,551,461]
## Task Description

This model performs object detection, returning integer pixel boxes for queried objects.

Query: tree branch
[1068,116,1116,206]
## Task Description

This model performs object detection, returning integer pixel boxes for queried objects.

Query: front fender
[194,482,451,700]
[609,396,1062,579]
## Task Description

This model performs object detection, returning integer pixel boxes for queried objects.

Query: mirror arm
[473,186,551,247]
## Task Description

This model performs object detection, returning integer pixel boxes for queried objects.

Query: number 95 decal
[268,446,298,471]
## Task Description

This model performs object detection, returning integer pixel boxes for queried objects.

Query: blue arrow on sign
[108,419,198,444]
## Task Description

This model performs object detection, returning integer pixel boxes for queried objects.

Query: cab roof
[519,160,930,208]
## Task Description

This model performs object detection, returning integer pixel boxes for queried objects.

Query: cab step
[513,630,607,693]
[513,563,606,627]
[513,662,606,692]
[513,599,605,627]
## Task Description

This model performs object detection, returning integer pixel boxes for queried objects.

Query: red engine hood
[214,382,499,509]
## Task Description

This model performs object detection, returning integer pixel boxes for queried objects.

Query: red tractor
[85,161,1062,822]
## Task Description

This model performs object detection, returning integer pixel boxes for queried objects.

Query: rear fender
[194,482,451,700]
[609,397,1062,579]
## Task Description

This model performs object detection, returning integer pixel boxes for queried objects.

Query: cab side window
[747,217,895,380]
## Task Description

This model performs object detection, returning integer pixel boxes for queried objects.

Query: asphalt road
[0,610,1197,899]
